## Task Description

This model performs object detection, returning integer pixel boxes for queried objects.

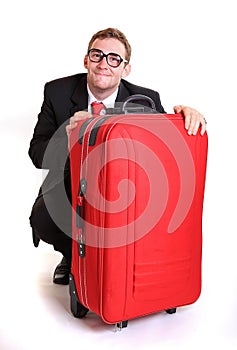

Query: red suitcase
[69,99,208,329]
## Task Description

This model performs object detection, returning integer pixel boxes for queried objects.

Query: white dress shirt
[87,85,118,113]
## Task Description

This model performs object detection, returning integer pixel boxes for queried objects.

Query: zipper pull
[77,232,86,258]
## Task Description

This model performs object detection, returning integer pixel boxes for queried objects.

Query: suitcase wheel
[69,274,89,318]
[115,320,128,331]
[165,308,177,314]
[71,296,89,318]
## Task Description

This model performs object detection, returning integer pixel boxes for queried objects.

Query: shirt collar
[87,84,118,112]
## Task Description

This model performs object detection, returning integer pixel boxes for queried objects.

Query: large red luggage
[69,99,208,329]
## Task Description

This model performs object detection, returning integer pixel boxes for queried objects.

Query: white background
[0,0,236,349]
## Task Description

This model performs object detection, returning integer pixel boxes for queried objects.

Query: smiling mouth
[95,72,110,77]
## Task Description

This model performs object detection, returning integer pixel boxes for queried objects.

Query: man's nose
[97,56,108,68]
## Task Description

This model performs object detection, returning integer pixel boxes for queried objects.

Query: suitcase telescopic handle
[121,94,156,113]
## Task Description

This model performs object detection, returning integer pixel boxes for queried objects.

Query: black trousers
[29,179,72,264]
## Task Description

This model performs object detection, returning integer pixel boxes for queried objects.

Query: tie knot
[91,101,105,115]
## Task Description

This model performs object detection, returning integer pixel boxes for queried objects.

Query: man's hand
[66,111,92,136]
[66,111,92,150]
[173,105,207,136]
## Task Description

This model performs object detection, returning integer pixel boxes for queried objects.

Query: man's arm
[29,83,68,170]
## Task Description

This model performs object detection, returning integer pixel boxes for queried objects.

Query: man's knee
[30,196,57,245]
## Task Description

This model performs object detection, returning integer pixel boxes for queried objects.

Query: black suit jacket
[29,73,166,194]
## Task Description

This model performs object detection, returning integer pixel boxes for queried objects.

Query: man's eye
[109,56,120,63]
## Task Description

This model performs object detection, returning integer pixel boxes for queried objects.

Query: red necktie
[91,101,105,115]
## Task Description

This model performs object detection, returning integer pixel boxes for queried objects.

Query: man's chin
[94,81,111,91]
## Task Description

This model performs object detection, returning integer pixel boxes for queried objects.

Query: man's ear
[122,64,131,78]
[84,55,88,69]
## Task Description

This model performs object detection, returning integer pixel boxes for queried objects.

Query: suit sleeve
[28,83,69,171]
[152,91,166,114]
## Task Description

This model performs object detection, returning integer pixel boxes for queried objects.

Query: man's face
[84,38,131,97]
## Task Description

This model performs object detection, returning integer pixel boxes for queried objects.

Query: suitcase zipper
[77,116,103,309]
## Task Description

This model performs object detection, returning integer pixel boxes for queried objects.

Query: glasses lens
[107,54,122,67]
[89,49,102,62]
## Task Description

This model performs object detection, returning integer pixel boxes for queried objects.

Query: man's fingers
[73,110,91,121]
[174,106,207,136]
[200,117,207,136]
[66,111,92,134]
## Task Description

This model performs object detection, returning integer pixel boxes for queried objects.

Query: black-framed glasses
[88,49,128,68]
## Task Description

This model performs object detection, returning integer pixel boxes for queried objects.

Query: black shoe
[53,257,70,285]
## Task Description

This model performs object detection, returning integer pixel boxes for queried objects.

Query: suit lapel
[70,75,88,115]
[116,80,130,102]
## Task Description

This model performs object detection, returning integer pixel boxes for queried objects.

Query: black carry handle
[78,94,157,145]
[121,94,156,114]
[88,94,156,145]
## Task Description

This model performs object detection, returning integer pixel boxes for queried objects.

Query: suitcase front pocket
[133,257,192,301]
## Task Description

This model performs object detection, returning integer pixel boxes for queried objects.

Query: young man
[29,28,207,285]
